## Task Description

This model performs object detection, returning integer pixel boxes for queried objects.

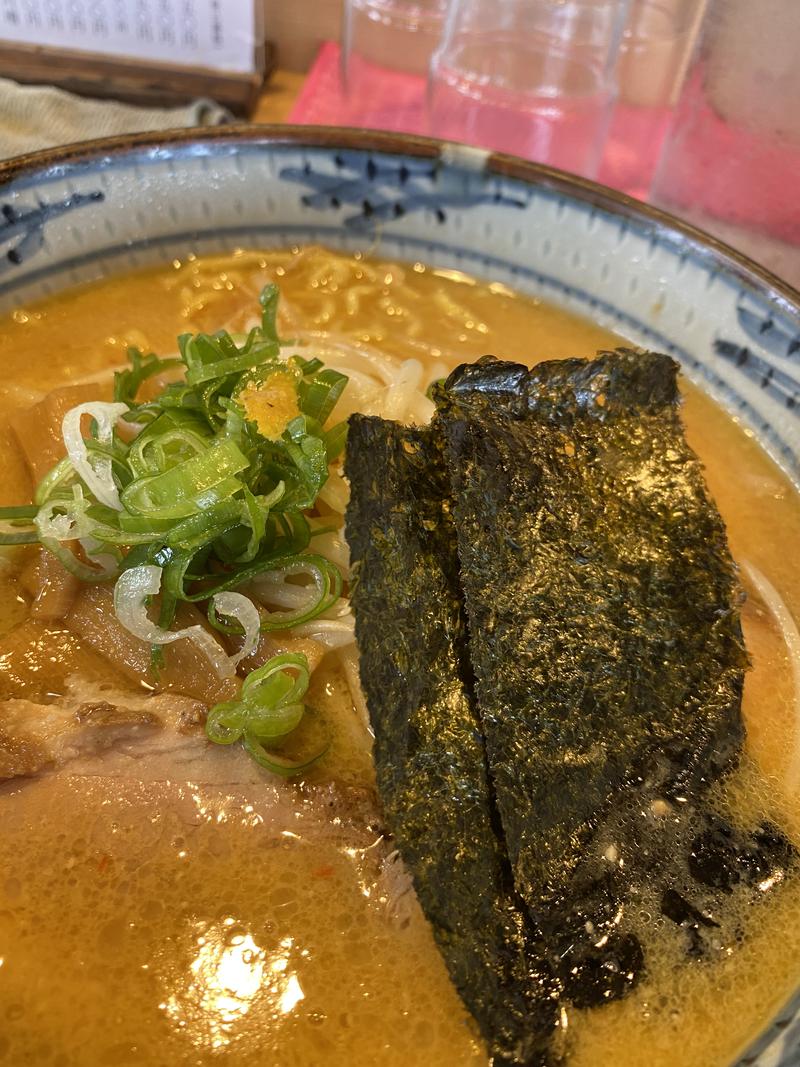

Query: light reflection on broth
[160,923,299,1050]
[0,247,798,1066]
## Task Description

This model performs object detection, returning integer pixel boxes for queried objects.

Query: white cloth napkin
[0,77,231,161]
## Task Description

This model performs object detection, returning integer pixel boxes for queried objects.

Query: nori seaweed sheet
[433,350,751,988]
[345,415,556,1066]
[345,351,794,1046]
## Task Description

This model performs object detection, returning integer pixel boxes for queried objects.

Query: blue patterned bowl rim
[1,123,797,313]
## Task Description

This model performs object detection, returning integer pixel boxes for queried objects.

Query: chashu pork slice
[0,678,206,781]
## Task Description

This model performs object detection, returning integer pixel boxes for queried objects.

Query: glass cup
[600,0,708,197]
[427,0,631,179]
[341,0,449,133]
[650,0,800,287]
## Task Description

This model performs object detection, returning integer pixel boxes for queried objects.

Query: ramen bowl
[0,125,798,1067]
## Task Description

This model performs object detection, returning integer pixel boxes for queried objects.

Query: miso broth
[0,247,799,1067]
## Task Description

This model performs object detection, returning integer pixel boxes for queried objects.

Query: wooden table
[252,69,306,125]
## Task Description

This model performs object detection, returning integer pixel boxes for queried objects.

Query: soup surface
[0,247,799,1067]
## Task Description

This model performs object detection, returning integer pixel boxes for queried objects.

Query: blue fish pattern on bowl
[0,190,104,275]
[278,150,527,231]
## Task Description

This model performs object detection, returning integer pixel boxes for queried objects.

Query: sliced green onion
[35,490,89,544]
[38,536,115,582]
[35,456,77,506]
[252,555,342,631]
[127,420,211,480]
[0,504,40,545]
[235,486,269,564]
[182,332,280,387]
[2,283,350,779]
[244,651,307,703]
[181,546,309,602]
[0,530,39,545]
[245,700,304,740]
[62,401,129,510]
[259,282,280,340]
[157,549,194,632]
[272,511,312,554]
[114,348,182,406]
[298,367,348,426]
[84,439,133,490]
[242,733,327,777]
[322,420,348,462]
[205,651,325,777]
[283,435,329,511]
[117,513,178,535]
[295,356,323,376]
[120,439,248,518]
[205,700,245,745]
[113,564,236,679]
[163,499,244,553]
[0,505,39,520]
[210,590,261,667]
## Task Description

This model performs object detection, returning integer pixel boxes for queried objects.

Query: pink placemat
[286,41,798,264]
[289,41,427,135]
[288,42,660,199]
[288,43,346,126]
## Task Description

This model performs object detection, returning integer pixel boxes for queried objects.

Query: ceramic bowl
[0,125,798,1066]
